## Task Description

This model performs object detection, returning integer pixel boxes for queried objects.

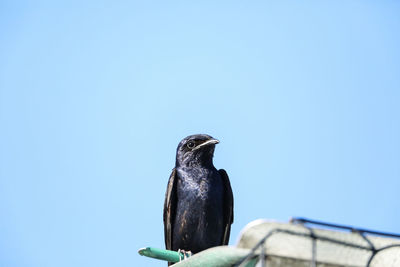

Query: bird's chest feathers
[176,168,222,203]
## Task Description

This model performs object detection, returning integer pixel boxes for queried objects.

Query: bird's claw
[177,249,192,261]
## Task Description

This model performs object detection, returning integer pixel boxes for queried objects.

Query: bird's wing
[163,168,178,250]
[219,169,234,245]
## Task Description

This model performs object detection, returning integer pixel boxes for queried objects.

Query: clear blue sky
[1,1,399,266]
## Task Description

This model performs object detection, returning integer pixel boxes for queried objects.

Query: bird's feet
[177,249,192,261]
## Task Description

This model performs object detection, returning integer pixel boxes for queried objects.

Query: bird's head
[175,134,220,168]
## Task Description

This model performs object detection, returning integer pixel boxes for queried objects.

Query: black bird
[163,134,234,259]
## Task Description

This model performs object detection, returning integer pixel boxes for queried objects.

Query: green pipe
[138,247,191,263]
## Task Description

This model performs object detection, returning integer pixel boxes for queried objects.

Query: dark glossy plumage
[163,134,234,260]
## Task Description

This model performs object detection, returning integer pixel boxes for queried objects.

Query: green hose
[138,247,191,263]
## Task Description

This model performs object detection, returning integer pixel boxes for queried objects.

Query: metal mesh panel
[235,218,400,267]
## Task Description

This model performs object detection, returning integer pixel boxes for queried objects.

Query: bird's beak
[193,138,219,151]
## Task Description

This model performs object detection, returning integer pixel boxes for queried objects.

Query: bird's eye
[187,141,195,149]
